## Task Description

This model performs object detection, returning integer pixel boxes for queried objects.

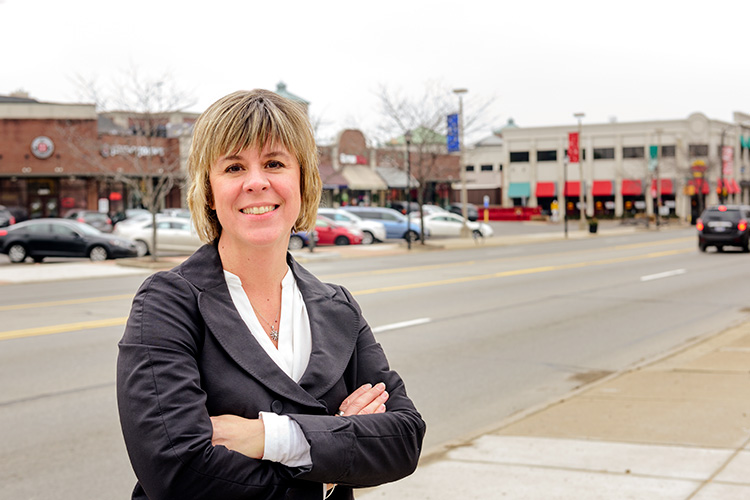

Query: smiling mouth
[240,205,277,215]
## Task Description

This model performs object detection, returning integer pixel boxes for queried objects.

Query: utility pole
[574,113,586,229]
[454,88,470,237]
[655,128,662,228]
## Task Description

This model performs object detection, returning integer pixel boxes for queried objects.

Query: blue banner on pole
[446,113,459,152]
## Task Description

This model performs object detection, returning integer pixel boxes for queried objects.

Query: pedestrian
[116,89,425,499]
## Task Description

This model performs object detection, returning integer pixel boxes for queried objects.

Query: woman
[116,89,425,500]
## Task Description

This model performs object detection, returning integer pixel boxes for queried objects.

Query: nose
[242,166,270,192]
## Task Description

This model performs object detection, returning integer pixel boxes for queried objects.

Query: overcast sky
[1,0,748,143]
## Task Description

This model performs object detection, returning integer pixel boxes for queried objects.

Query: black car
[697,205,750,252]
[0,205,16,228]
[64,209,114,233]
[0,218,138,263]
[448,203,479,221]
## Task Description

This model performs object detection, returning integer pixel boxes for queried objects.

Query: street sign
[446,114,459,152]
[648,145,658,172]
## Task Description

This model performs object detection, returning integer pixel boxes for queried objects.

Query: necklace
[253,306,279,342]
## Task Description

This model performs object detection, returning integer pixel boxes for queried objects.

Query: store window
[661,145,675,157]
[689,144,708,157]
[593,148,615,159]
[480,164,493,171]
[623,146,645,158]
[536,150,557,162]
[465,165,475,172]
[510,151,530,162]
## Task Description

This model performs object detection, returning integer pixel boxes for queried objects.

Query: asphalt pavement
[2,220,748,498]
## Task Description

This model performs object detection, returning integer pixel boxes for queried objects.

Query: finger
[339,383,372,413]
[374,403,386,414]
[345,383,386,416]
[358,390,388,415]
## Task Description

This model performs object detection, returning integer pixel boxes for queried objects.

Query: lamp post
[655,128,662,228]
[405,129,413,250]
[453,88,470,237]
[573,112,586,229]
[563,154,569,238]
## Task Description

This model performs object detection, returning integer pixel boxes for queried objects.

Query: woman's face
[209,142,301,252]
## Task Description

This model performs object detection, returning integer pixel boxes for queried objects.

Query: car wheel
[33,257,44,263]
[334,235,350,246]
[288,235,304,250]
[8,244,27,263]
[472,229,483,239]
[742,237,750,253]
[405,230,419,242]
[361,231,374,245]
[135,240,149,257]
[89,245,109,261]
[698,240,708,252]
[716,245,724,253]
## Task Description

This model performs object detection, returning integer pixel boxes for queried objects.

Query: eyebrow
[218,150,292,162]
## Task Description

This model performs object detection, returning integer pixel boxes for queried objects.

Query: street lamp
[573,112,586,229]
[405,129,413,250]
[454,88,470,237]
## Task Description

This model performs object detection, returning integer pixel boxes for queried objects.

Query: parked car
[448,203,479,221]
[288,230,315,250]
[390,200,421,215]
[341,206,427,242]
[0,218,138,262]
[313,215,363,245]
[410,204,449,217]
[159,208,191,219]
[113,216,202,257]
[112,208,152,225]
[415,212,494,238]
[0,205,16,228]
[696,204,750,252]
[317,207,386,244]
[64,209,113,233]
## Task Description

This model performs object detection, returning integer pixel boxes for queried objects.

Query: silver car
[317,207,386,244]
[113,216,202,256]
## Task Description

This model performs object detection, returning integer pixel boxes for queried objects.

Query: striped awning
[621,179,642,196]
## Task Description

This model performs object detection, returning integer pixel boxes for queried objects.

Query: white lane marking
[640,268,687,282]
[372,318,431,334]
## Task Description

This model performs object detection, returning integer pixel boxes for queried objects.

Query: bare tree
[374,82,496,243]
[66,69,195,260]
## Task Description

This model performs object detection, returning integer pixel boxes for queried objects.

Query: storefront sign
[339,153,367,165]
[101,144,165,158]
[31,136,55,159]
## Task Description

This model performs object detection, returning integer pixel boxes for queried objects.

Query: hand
[210,414,265,459]
[337,382,388,416]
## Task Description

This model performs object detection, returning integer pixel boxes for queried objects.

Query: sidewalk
[361,319,750,499]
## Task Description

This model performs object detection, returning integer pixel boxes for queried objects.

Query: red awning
[536,182,556,197]
[718,179,740,194]
[650,178,674,195]
[564,181,580,197]
[621,179,642,196]
[688,179,710,195]
[592,180,613,196]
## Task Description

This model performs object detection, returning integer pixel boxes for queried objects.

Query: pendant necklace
[253,306,280,342]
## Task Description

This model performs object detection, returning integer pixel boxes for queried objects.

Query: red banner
[568,132,579,163]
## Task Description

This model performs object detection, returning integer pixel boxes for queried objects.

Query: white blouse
[223,267,312,467]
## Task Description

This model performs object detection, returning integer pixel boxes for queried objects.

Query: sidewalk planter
[588,219,598,234]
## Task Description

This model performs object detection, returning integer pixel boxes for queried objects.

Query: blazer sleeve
[116,271,307,500]
[287,286,427,487]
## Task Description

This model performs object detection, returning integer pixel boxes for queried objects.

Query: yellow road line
[353,248,692,296]
[0,317,128,342]
[0,294,134,312]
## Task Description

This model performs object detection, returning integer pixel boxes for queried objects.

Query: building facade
[463,112,750,221]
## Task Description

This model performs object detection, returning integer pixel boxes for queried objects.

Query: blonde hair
[187,89,322,243]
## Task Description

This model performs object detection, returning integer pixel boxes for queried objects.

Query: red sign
[568,132,579,163]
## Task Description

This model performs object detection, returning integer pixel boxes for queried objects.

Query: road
[1,226,748,499]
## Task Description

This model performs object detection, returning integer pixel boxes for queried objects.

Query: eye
[224,163,244,173]
[266,160,285,169]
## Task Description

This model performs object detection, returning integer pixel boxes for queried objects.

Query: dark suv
[0,205,16,228]
[697,205,750,252]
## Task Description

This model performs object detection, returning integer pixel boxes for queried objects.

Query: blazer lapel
[290,258,360,399]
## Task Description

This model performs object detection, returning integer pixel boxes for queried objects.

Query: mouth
[240,205,278,215]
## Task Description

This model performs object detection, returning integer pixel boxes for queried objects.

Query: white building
[462,112,750,222]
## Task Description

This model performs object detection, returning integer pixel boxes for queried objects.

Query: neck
[217,237,289,293]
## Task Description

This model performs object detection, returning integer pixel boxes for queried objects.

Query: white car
[417,212,494,238]
[317,207,386,244]
[113,216,202,256]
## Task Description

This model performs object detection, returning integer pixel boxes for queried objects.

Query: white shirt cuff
[259,411,313,467]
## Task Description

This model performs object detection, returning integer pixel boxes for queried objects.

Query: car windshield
[704,209,741,222]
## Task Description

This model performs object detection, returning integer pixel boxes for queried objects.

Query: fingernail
[375,382,386,390]
[380,391,389,399]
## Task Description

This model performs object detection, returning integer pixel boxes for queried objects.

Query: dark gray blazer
[117,243,426,500]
